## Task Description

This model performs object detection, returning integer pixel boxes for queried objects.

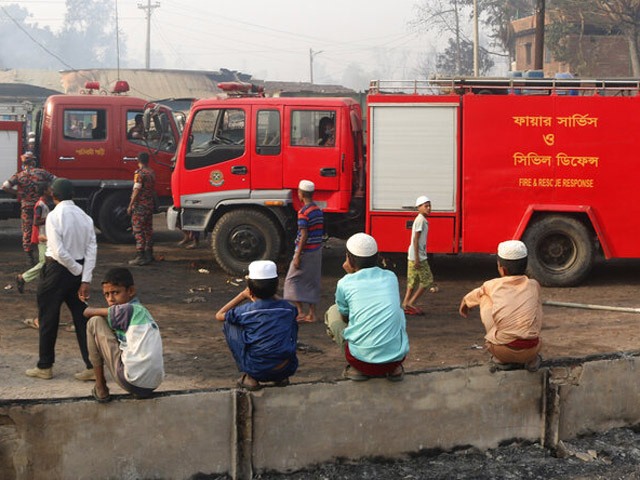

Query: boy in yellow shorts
[402,196,438,315]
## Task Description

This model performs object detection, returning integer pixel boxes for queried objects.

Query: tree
[436,38,495,75]
[480,0,536,62]
[411,0,532,75]
[58,0,127,68]
[547,0,640,76]
[411,0,472,75]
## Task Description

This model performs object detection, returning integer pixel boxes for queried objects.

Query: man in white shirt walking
[26,178,98,380]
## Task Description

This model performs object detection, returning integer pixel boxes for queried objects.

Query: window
[63,109,106,140]
[525,42,532,66]
[126,110,177,153]
[256,110,280,155]
[290,110,336,147]
[185,108,245,170]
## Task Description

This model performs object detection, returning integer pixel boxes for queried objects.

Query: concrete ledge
[2,352,640,479]
[251,367,544,472]
[0,391,233,480]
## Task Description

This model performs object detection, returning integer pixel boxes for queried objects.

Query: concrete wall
[0,392,233,480]
[252,368,544,472]
[1,353,639,480]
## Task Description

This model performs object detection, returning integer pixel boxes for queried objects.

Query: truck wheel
[212,209,282,275]
[522,215,594,287]
[98,191,134,244]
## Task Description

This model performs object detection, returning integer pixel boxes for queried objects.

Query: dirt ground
[1,215,640,401]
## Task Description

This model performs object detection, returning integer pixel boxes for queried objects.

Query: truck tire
[522,215,594,287]
[212,209,282,275]
[98,191,134,244]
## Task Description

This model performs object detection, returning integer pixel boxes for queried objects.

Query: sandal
[273,377,290,387]
[23,318,39,329]
[92,385,111,403]
[403,305,424,316]
[429,286,440,293]
[342,365,370,382]
[386,365,405,382]
[237,373,262,391]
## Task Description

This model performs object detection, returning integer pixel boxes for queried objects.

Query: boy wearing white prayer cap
[283,179,324,323]
[402,195,438,316]
[216,260,299,390]
[324,233,409,381]
[459,240,542,372]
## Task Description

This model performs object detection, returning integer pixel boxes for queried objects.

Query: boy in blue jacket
[216,260,298,390]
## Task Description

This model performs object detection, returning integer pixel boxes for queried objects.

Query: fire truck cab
[32,81,180,243]
[169,83,364,274]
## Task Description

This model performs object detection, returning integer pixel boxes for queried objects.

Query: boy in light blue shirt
[325,233,409,381]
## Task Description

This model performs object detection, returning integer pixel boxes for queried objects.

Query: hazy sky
[15,0,431,88]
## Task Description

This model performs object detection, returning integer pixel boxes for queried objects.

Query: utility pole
[534,0,545,70]
[309,48,323,84]
[138,0,160,69]
[473,0,479,76]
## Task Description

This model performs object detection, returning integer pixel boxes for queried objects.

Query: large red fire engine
[0,81,180,243]
[167,82,364,274]
[170,78,639,286]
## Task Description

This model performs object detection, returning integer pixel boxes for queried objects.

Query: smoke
[0,0,127,71]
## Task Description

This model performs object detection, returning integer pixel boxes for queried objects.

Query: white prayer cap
[298,179,315,192]
[346,233,378,257]
[415,195,430,207]
[247,260,278,280]
[27,131,35,138]
[497,240,528,260]
[28,137,36,143]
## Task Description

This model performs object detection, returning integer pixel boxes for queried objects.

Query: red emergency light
[217,82,265,96]
[111,80,130,94]
[84,81,100,91]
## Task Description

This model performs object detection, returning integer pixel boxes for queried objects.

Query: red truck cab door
[283,107,341,193]
[251,108,283,190]
[120,105,177,199]
[52,104,115,180]
[177,106,250,205]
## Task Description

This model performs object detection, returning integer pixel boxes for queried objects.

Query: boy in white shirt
[402,196,438,316]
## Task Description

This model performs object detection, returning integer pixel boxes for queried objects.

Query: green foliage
[436,38,495,75]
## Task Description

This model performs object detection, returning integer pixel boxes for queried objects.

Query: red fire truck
[169,78,639,286]
[0,81,180,243]
[167,83,364,274]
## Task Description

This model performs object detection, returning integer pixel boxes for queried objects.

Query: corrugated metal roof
[0,68,355,102]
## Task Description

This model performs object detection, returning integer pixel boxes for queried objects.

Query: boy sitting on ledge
[459,240,542,372]
[216,260,298,391]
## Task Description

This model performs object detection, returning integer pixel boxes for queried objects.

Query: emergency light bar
[217,82,265,97]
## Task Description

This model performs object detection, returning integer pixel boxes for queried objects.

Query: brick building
[511,14,633,77]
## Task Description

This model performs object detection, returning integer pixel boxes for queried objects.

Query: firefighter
[127,152,156,266]
[2,152,55,265]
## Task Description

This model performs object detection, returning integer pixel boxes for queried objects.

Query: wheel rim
[112,203,132,233]
[536,232,578,272]
[228,225,265,261]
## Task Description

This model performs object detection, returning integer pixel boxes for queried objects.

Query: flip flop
[237,373,262,391]
[297,315,316,323]
[342,365,370,382]
[273,377,290,387]
[92,385,111,403]
[403,305,424,316]
[23,318,39,329]
[386,365,405,382]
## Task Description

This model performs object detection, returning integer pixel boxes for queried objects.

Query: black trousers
[36,261,92,370]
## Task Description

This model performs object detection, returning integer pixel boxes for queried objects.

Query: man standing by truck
[2,152,55,265]
[127,152,156,266]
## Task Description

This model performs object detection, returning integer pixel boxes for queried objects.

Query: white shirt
[45,200,97,283]
[407,214,428,262]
